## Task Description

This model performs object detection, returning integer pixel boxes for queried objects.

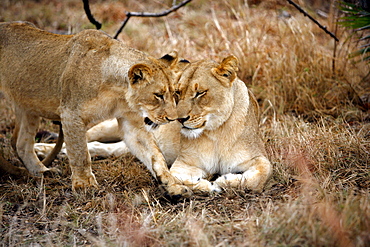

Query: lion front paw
[214,174,243,188]
[72,172,98,190]
[165,183,193,199]
[193,179,222,194]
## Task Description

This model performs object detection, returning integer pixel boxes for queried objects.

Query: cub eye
[194,91,207,98]
[154,93,164,100]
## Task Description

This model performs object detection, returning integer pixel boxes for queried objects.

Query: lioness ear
[211,55,239,87]
[159,51,179,67]
[128,64,152,85]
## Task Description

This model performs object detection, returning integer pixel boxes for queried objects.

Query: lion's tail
[41,121,64,166]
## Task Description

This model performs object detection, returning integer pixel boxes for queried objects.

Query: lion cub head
[126,52,188,130]
[175,55,239,138]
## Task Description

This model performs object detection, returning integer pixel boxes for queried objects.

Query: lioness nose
[177,116,190,124]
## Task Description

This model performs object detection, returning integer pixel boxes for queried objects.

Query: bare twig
[113,0,192,39]
[332,1,339,74]
[287,0,339,42]
[82,0,102,30]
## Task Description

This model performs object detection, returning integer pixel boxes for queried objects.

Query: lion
[0,21,190,197]
[169,55,272,193]
[33,55,272,195]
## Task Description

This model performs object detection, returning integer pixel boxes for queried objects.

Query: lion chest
[180,134,250,175]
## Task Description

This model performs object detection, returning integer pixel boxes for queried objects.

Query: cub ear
[159,51,190,77]
[128,64,153,85]
[211,55,239,87]
[159,51,179,67]
[177,58,191,72]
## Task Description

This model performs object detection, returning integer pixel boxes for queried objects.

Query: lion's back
[0,22,75,117]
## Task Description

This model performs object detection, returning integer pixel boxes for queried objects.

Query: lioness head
[126,51,188,130]
[176,55,239,138]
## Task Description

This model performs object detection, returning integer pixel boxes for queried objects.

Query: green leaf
[338,1,370,63]
[350,47,370,58]
[359,35,370,41]
[355,24,370,31]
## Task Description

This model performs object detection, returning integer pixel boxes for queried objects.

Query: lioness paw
[28,164,58,177]
[192,179,222,194]
[165,184,193,198]
[214,174,243,188]
[72,173,98,190]
[210,182,222,193]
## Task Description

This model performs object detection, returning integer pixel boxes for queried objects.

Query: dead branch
[287,0,339,42]
[113,0,192,39]
[82,0,102,30]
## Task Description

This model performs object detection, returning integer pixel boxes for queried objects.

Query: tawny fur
[0,21,190,196]
[169,56,272,193]
[34,56,272,195]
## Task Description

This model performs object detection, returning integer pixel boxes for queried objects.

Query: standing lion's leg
[118,118,192,197]
[214,156,272,192]
[13,108,50,175]
[61,110,98,189]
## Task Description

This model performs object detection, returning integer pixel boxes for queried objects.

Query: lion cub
[169,55,272,193]
[0,21,189,196]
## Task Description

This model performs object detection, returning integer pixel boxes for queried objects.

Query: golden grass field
[0,0,369,246]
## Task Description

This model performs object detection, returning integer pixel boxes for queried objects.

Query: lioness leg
[13,109,50,175]
[34,141,129,159]
[86,119,122,143]
[214,156,272,192]
[61,111,98,189]
[118,118,192,197]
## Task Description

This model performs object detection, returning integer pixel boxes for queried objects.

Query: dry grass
[1,0,369,246]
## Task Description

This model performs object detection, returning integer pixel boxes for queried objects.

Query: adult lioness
[168,55,272,193]
[0,21,190,196]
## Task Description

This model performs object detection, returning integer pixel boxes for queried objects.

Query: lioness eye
[194,91,207,98]
[154,93,164,100]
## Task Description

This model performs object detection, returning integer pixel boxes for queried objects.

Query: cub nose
[177,116,190,124]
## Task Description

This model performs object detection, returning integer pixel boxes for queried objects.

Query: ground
[0,0,369,246]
